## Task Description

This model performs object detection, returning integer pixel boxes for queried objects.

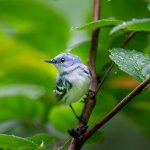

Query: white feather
[62,64,91,104]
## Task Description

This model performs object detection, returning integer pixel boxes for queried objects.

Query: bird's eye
[60,58,65,63]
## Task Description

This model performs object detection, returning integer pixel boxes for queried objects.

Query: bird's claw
[68,125,88,139]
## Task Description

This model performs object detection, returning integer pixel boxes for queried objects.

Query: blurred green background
[0,0,150,149]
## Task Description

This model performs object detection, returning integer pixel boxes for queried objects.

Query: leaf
[110,18,150,34]
[0,133,55,150]
[85,131,104,145]
[28,133,55,148]
[74,19,123,30]
[0,84,45,99]
[109,48,150,81]
[0,96,44,121]
[101,0,149,20]
[28,133,55,145]
[0,134,38,149]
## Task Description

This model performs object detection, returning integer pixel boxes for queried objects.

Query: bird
[44,53,91,119]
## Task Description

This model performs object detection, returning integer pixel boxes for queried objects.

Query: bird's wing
[54,75,72,101]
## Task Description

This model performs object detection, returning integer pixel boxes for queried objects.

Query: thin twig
[80,76,150,145]
[96,31,137,93]
[96,61,114,95]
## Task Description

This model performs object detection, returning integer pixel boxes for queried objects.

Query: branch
[75,31,138,148]
[79,0,101,127]
[87,0,100,91]
[80,76,150,145]
[96,61,114,94]
[68,3,137,150]
[68,0,100,149]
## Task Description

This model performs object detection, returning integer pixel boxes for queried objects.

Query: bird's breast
[63,70,91,104]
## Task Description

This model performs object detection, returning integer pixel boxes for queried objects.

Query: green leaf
[109,48,150,81]
[0,95,44,121]
[0,84,44,99]
[101,0,149,20]
[28,133,55,146]
[0,134,38,149]
[28,133,55,150]
[85,131,104,145]
[110,18,150,34]
[74,19,123,30]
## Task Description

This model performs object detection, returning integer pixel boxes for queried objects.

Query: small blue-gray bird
[44,53,91,118]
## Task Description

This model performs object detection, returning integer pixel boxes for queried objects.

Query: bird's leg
[80,95,87,103]
[69,104,86,125]
[69,104,79,119]
[68,125,88,140]
[68,105,88,139]
[80,97,86,103]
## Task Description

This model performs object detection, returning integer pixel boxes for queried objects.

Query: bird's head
[44,53,82,74]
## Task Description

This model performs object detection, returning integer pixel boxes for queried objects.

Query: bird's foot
[80,97,86,103]
[68,125,88,139]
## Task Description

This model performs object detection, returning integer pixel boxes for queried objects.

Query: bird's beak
[44,59,56,64]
